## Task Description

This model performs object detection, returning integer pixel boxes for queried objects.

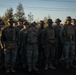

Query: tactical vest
[5,27,16,41]
[45,27,55,43]
[64,25,75,41]
[55,25,61,35]
[54,25,62,42]
[27,30,38,44]
[74,25,76,41]
[5,26,17,49]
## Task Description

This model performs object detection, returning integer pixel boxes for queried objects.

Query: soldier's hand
[1,44,4,49]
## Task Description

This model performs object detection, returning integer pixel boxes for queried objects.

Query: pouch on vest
[66,25,75,41]
[46,28,55,43]
[5,42,16,49]
[27,31,37,44]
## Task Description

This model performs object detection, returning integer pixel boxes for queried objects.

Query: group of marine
[0,16,76,73]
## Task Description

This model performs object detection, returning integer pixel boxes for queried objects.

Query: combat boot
[10,68,15,73]
[44,64,48,70]
[23,64,26,68]
[6,68,10,73]
[49,63,56,70]
[32,65,39,71]
[65,62,69,69]
[28,65,32,72]
[55,60,59,65]
[70,62,76,68]
[0,65,3,69]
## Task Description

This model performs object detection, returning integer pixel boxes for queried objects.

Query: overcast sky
[0,0,76,23]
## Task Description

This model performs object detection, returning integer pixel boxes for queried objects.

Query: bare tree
[28,12,34,23]
[14,3,25,20]
[5,7,13,18]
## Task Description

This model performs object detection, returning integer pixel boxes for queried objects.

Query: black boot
[6,68,10,73]
[10,68,15,73]
[49,63,56,70]
[23,64,26,68]
[44,64,48,70]
[65,62,69,69]
[55,60,59,65]
[32,65,39,71]
[28,64,32,72]
[70,62,76,68]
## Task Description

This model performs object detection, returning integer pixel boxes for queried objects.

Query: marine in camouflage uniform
[15,19,23,65]
[71,19,76,61]
[54,18,63,64]
[0,19,5,68]
[18,21,27,68]
[43,19,56,70]
[60,17,76,69]
[26,23,38,72]
[1,18,17,73]
[37,21,45,66]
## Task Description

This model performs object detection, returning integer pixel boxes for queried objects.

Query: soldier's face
[72,21,76,25]
[40,24,44,28]
[17,22,20,25]
[9,22,13,26]
[48,23,52,26]
[32,26,36,31]
[66,21,71,24]
[23,25,26,29]
[56,22,60,25]
[17,21,22,25]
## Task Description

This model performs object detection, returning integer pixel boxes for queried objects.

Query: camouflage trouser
[55,42,63,62]
[26,44,38,66]
[21,47,26,65]
[0,48,1,64]
[75,42,76,56]
[0,48,5,64]
[5,48,17,68]
[63,41,75,63]
[44,43,55,64]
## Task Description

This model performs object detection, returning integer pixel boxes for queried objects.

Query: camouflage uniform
[18,22,27,68]
[0,46,5,68]
[71,19,76,61]
[1,18,17,72]
[15,19,23,65]
[60,18,75,68]
[37,21,45,66]
[54,18,63,64]
[26,23,38,72]
[0,19,5,68]
[44,19,56,70]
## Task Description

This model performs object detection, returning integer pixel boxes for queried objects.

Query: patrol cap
[55,18,61,23]
[47,19,53,23]
[23,21,27,26]
[0,19,5,25]
[8,18,14,23]
[71,19,76,22]
[66,18,71,21]
[0,20,5,25]
[66,16,71,20]
[0,19,2,22]
[17,19,23,23]
[40,20,45,24]
[32,21,37,25]
[29,23,36,27]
